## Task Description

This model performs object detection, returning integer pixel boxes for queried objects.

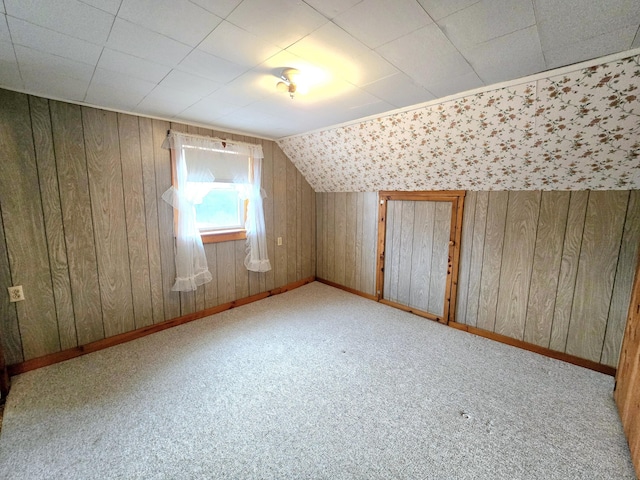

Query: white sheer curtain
[244,156,271,272]
[161,134,213,292]
[162,131,271,292]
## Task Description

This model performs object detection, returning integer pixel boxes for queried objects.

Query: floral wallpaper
[277,55,640,192]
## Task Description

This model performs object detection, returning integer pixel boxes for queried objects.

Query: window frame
[169,146,250,244]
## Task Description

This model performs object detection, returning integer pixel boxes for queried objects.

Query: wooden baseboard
[8,276,315,376]
[449,321,617,376]
[316,278,378,301]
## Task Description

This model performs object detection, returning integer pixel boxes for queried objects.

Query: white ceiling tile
[334,0,434,49]
[84,83,149,111]
[159,70,221,97]
[437,0,535,49]
[377,24,472,86]
[423,70,483,97]
[0,3,4,13]
[464,26,545,85]
[5,0,114,43]
[362,72,436,108]
[136,85,202,117]
[226,0,328,49]
[118,0,222,47]
[22,70,90,102]
[302,0,363,19]
[417,0,480,21]
[198,21,281,68]
[15,45,95,82]
[205,71,272,107]
[97,48,172,83]
[78,0,122,14]
[0,42,22,88]
[535,0,640,50]
[287,22,398,87]
[544,26,639,69]
[106,18,192,66]
[189,0,243,18]
[177,49,249,83]
[8,17,103,65]
[633,28,640,48]
[0,14,10,42]
[178,97,241,123]
[90,67,156,96]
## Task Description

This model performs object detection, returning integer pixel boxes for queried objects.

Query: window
[171,142,251,243]
[162,130,271,291]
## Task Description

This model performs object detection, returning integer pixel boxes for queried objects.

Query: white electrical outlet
[277,237,283,246]
[8,285,24,302]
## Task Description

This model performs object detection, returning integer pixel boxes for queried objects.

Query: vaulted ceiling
[1,0,639,139]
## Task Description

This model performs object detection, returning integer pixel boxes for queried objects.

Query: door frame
[376,190,465,324]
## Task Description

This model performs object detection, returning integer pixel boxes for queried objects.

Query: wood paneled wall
[318,189,639,369]
[383,200,451,316]
[0,89,315,365]
[457,190,640,368]
[316,192,378,296]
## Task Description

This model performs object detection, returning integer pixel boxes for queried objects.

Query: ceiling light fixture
[276,68,301,99]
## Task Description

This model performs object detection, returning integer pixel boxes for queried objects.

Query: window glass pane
[192,183,243,231]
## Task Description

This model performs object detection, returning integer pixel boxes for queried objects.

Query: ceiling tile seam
[632,24,640,47]
[530,0,550,67]
[84,0,125,104]
[76,0,122,16]
[3,13,25,90]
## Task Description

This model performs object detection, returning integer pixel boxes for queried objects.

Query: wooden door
[376,191,464,324]
[615,252,640,478]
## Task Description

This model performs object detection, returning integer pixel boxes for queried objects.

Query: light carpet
[0,282,634,479]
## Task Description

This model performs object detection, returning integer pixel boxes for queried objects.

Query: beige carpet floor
[0,282,634,479]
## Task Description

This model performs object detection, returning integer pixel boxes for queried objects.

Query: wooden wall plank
[354,193,364,291]
[326,193,336,282]
[273,145,287,288]
[316,193,324,279]
[494,191,541,340]
[286,156,297,284]
[118,113,154,329]
[549,191,589,352]
[476,191,509,331]
[362,192,378,296]
[50,100,104,345]
[261,139,275,292]
[409,201,435,311]
[204,243,218,309]
[455,191,477,325]
[235,239,249,300]
[216,241,236,304]
[428,202,452,316]
[382,196,393,299]
[386,200,402,302]
[334,193,347,286]
[465,191,489,327]
[83,107,135,337]
[603,191,640,367]
[0,212,22,364]
[310,184,316,278]
[397,201,415,306]
[0,92,59,359]
[29,96,76,350]
[138,117,165,324]
[524,191,570,347]
[296,170,303,280]
[152,119,181,320]
[302,180,313,279]
[345,192,357,290]
[566,190,628,362]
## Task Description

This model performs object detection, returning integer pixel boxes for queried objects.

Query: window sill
[201,229,246,244]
